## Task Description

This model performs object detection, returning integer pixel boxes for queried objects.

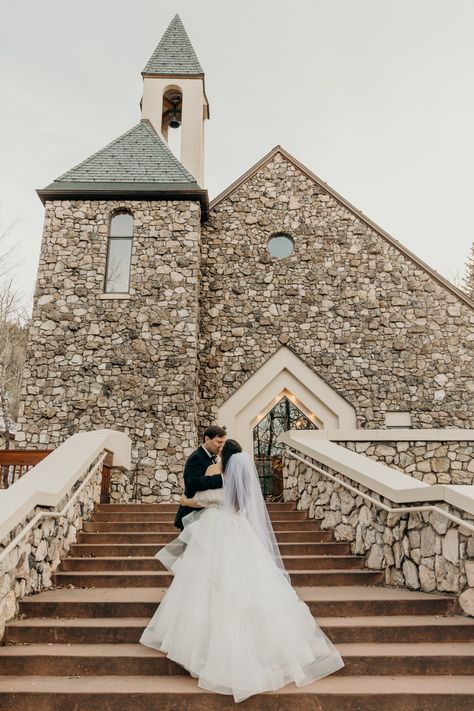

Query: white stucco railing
[283,448,474,534]
[299,428,474,442]
[0,429,131,543]
[279,430,474,613]
[0,429,132,634]
[0,451,107,566]
[279,430,474,518]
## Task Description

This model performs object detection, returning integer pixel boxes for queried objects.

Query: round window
[268,233,294,259]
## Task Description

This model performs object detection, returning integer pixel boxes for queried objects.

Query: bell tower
[141,14,209,187]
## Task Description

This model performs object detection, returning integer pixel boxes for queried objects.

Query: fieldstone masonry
[14,151,474,501]
[340,440,474,485]
[15,200,201,501]
[283,450,474,616]
[199,153,474,435]
[0,453,104,639]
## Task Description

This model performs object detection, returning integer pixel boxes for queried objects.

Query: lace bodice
[194,489,224,507]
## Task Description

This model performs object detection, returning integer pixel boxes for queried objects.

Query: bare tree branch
[0,278,29,451]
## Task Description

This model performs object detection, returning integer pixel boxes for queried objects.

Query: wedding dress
[139,453,344,702]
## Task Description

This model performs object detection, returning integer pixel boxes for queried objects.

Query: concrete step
[336,642,474,675]
[51,569,384,588]
[18,586,458,620]
[0,674,472,710]
[82,520,322,532]
[69,541,352,557]
[59,555,365,572]
[91,510,309,522]
[7,614,472,645]
[1,642,473,677]
[95,502,297,512]
[76,530,335,544]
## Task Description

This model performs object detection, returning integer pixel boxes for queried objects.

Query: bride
[139,439,344,702]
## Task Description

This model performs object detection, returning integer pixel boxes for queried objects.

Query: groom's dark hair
[202,425,226,441]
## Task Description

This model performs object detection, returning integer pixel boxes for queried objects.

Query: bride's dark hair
[221,439,242,472]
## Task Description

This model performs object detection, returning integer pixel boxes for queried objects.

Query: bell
[168,109,181,129]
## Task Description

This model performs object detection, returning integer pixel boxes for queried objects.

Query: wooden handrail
[0,450,53,465]
[0,447,116,499]
[0,449,53,489]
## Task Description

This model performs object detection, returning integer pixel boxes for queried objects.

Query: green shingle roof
[143,14,203,75]
[55,120,195,184]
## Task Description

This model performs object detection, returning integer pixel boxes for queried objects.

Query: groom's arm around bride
[173,426,226,530]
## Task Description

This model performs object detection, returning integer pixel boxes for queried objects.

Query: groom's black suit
[174,445,223,530]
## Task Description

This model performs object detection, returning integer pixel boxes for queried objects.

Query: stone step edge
[61,555,361,561]
[52,569,379,576]
[7,615,473,628]
[1,642,473,657]
[0,675,472,694]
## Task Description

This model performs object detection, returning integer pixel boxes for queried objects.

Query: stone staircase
[1,502,474,710]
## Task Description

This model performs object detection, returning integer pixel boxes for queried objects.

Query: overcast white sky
[1,0,473,310]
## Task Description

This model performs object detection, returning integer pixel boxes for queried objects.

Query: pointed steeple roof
[143,14,203,75]
[37,120,208,218]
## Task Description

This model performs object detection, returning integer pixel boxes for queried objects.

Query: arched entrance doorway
[253,394,318,499]
[218,347,357,454]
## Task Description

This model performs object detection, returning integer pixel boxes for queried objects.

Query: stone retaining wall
[339,440,474,485]
[0,453,104,638]
[283,450,474,616]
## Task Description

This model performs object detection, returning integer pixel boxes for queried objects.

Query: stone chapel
[14,14,474,502]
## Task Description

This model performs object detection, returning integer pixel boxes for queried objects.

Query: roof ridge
[143,14,203,76]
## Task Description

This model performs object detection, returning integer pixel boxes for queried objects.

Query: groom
[174,425,227,530]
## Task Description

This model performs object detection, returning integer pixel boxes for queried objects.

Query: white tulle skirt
[139,505,344,702]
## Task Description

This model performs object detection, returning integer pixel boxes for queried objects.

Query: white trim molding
[0,429,131,542]
[304,429,474,442]
[218,347,357,453]
[279,429,474,517]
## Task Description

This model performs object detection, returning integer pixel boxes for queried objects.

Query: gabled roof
[210,146,474,310]
[37,120,208,218]
[143,14,203,76]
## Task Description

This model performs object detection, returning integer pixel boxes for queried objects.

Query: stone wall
[199,152,474,433]
[15,199,202,501]
[15,151,474,503]
[339,440,474,485]
[283,450,474,616]
[0,452,103,638]
[109,467,133,504]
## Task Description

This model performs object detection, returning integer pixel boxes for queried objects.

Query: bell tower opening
[162,86,183,160]
[140,14,209,186]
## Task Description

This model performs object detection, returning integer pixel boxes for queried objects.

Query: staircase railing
[279,430,474,617]
[0,429,131,638]
[285,448,474,534]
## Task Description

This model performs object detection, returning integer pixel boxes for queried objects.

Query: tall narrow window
[104,212,133,293]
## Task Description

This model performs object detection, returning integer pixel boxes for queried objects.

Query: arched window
[104,212,133,293]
